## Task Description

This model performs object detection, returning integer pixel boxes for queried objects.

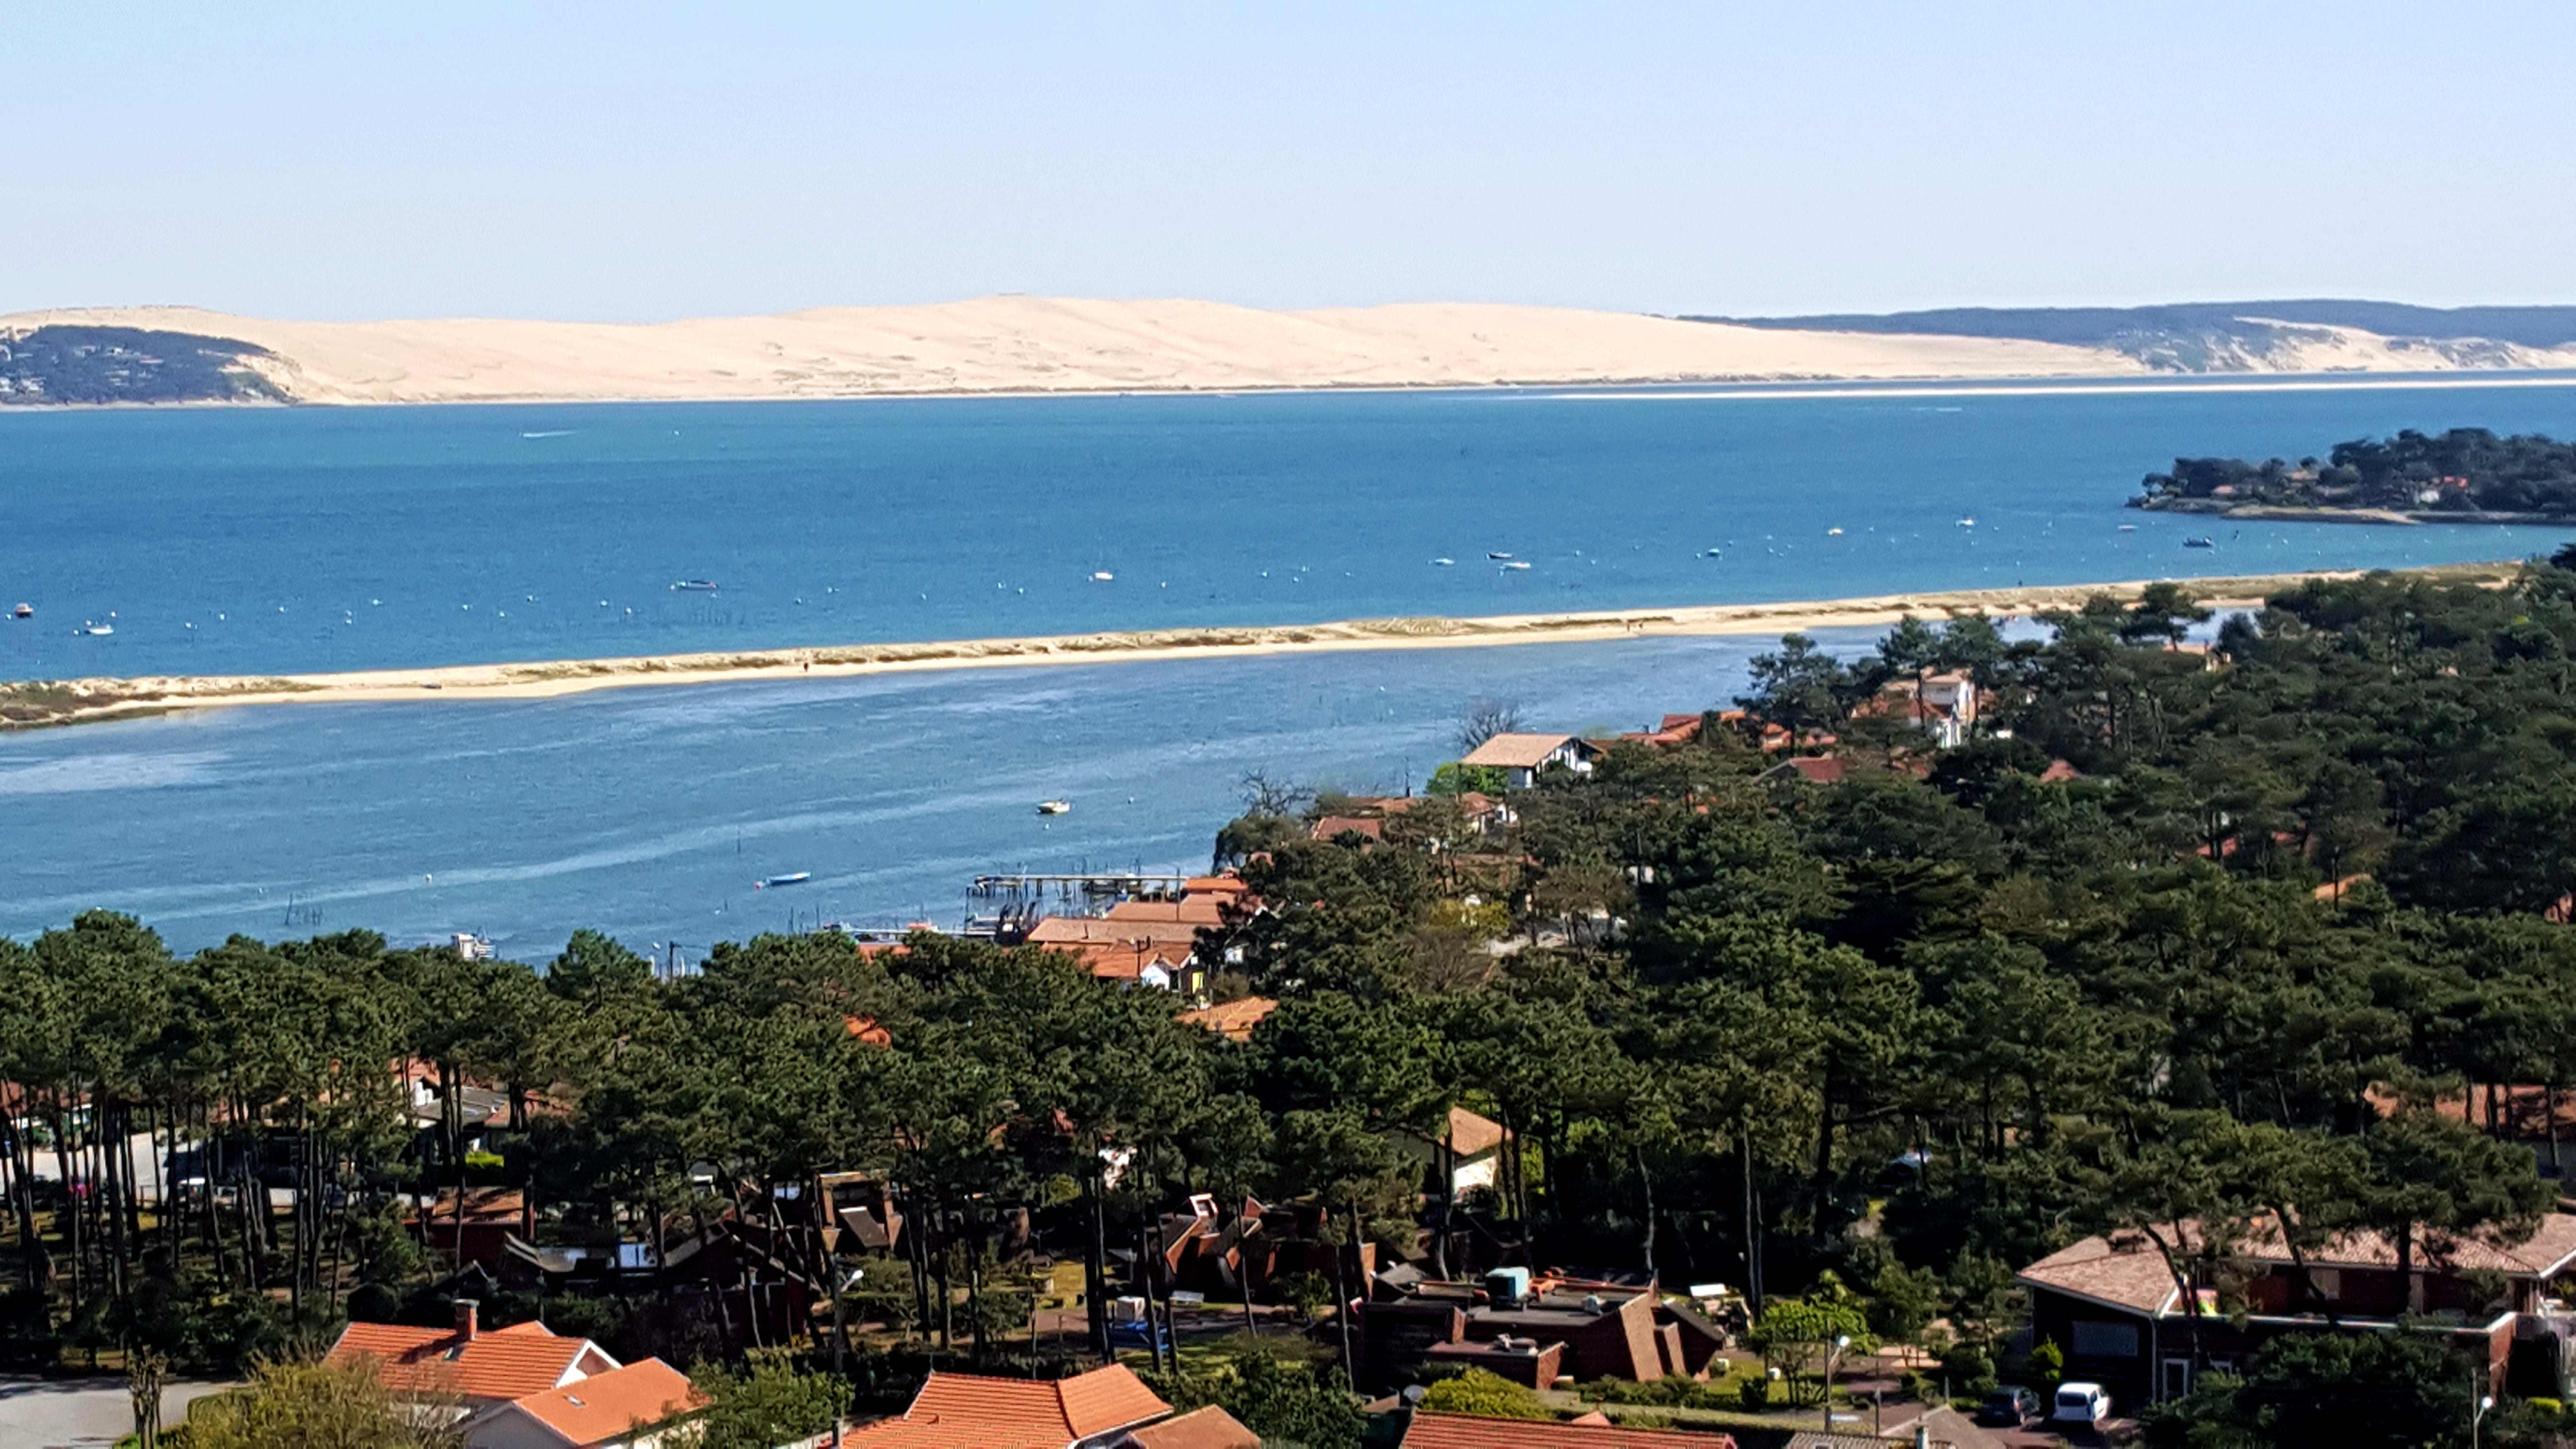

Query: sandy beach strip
[0,562,2520,731]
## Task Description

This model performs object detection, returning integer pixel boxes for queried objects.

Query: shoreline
[9,368,2576,416]
[0,563,2521,731]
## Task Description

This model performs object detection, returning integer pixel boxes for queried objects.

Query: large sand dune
[1,296,2141,404]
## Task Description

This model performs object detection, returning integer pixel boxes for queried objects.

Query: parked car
[2052,1381,2111,1424]
[1974,1386,2042,1427]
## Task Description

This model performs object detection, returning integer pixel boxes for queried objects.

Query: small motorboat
[1956,517,1977,528]
[1703,548,1723,557]
[1499,560,1532,571]
[670,580,719,592]
[1827,527,1845,536]
[1431,558,1455,566]
[2117,524,2139,532]
[10,603,29,619]
[1089,571,1115,582]
[79,621,113,636]
[2184,536,2216,549]
[1036,800,1072,815]
[1487,551,1515,560]
[755,871,812,889]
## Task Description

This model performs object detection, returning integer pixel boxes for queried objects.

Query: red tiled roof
[1177,996,1280,1043]
[505,1358,704,1446]
[1119,1404,1261,1449]
[326,1320,592,1402]
[1772,756,1846,784]
[1404,1412,1738,1448]
[843,1366,1171,1449]
[1107,896,1232,925]
[1311,816,1387,842]
[2038,758,2083,783]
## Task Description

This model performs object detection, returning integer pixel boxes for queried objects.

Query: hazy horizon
[6,3,2574,323]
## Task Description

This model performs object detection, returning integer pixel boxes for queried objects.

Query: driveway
[0,1377,234,1448]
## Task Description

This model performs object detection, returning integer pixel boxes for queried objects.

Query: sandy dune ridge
[3,296,2143,404]
[0,563,2518,731]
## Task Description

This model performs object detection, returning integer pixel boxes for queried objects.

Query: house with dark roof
[2017,1212,2576,1408]
[1358,1270,1680,1390]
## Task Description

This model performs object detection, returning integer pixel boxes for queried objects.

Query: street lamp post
[2474,1386,2496,1449]
[1824,1334,1852,1429]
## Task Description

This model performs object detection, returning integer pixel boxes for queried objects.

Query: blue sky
[4,2,2571,321]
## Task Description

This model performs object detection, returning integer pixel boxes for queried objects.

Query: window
[2071,1318,2141,1358]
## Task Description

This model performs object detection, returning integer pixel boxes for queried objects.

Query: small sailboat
[670,580,719,592]
[755,871,812,889]
[1036,799,1072,815]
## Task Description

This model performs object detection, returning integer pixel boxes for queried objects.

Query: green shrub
[1738,1376,1773,1411]
[2529,1396,2564,1416]
[2028,1338,2064,1388]
[1417,1368,1550,1421]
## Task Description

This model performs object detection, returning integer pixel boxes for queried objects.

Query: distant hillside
[0,325,284,405]
[1702,301,2576,373]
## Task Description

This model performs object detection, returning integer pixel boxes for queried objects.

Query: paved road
[0,1377,233,1449]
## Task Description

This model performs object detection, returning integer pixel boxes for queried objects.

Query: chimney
[454,1299,480,1341]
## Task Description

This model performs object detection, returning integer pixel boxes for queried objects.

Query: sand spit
[3,297,2137,405]
[0,564,2519,731]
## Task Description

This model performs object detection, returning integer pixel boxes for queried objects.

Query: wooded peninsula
[2135,427,2576,522]
[18,563,2576,1447]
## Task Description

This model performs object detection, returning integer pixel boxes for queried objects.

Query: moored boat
[671,579,719,592]
[755,871,812,888]
[1036,799,1071,815]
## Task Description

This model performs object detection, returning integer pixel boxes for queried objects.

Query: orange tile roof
[1403,1412,1738,1448]
[1443,1106,1511,1157]
[843,1366,1171,1449]
[506,1358,704,1446]
[1177,996,1280,1043]
[2021,1213,2576,1316]
[1310,815,1387,842]
[1184,874,1249,894]
[1106,896,1231,925]
[326,1320,591,1401]
[1026,916,1201,946]
[1120,1404,1260,1449]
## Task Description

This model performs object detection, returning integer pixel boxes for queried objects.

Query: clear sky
[4,2,2572,322]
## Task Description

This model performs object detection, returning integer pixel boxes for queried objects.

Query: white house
[1458,733,1602,789]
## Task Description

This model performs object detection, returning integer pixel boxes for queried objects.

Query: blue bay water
[6,380,2575,682]
[6,378,2576,954]
[0,633,1846,955]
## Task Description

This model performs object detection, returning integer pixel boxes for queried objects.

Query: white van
[2053,1381,2110,1424]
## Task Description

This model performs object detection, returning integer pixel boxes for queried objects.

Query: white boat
[1956,517,1977,528]
[1703,548,1722,557]
[1826,527,1844,536]
[755,871,812,889]
[2118,524,2138,531]
[1089,571,1114,582]
[1036,799,1072,815]
[670,579,719,592]
[79,621,113,636]
[1498,560,1532,571]
[1431,558,1455,566]
[9,603,29,619]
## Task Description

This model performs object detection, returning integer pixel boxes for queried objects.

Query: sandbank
[0,563,2520,731]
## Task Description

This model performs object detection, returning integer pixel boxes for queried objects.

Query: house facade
[2018,1215,2576,1408]
[1459,733,1602,789]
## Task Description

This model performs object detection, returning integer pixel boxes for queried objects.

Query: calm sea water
[6,380,2574,682]
[0,632,1865,955]
[6,378,2576,953]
